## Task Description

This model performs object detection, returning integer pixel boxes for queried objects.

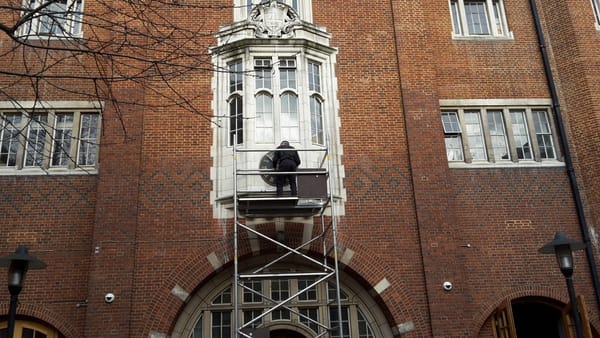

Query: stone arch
[335,232,428,334]
[471,286,600,337]
[138,219,426,337]
[138,238,231,338]
[0,302,79,337]
[168,253,398,337]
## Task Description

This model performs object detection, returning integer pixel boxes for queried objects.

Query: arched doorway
[512,301,562,338]
[172,255,395,337]
[270,329,306,338]
[488,296,599,338]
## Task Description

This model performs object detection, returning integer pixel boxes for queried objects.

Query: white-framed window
[357,309,375,338]
[0,106,100,174]
[211,311,232,338]
[222,54,326,147]
[237,0,311,22]
[297,278,317,302]
[329,306,351,338]
[211,3,345,219]
[441,102,561,165]
[271,279,291,320]
[243,309,263,329]
[449,0,512,38]
[592,0,600,29]
[19,0,84,38]
[308,61,325,145]
[185,275,382,338]
[243,280,263,304]
[298,307,319,332]
[229,60,244,146]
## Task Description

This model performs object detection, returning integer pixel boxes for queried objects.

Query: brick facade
[0,0,599,337]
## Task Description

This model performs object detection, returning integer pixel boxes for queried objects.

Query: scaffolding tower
[232,140,344,338]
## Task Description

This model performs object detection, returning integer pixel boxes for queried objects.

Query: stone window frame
[449,0,513,40]
[176,269,390,338]
[440,99,564,168]
[0,101,102,175]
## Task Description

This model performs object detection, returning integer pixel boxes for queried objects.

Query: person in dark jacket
[272,140,301,196]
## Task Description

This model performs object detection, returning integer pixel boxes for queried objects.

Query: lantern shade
[538,231,585,278]
[538,231,586,254]
[0,245,47,294]
[0,246,47,270]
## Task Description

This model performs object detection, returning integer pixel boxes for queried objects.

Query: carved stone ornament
[249,0,301,38]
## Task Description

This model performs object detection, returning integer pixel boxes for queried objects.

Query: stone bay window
[210,0,345,218]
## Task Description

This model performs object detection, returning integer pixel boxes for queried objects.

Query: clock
[259,151,277,186]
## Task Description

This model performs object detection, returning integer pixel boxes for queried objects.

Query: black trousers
[276,160,297,196]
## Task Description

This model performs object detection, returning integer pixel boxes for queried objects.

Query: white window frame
[210,8,345,219]
[18,0,84,38]
[218,52,330,148]
[440,99,563,168]
[449,0,512,39]
[0,101,101,175]
[592,0,600,29]
[235,0,313,22]
[184,275,385,338]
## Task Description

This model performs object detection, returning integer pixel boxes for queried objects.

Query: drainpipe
[529,0,600,310]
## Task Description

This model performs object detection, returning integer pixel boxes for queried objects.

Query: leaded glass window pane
[464,1,490,35]
[211,311,231,338]
[510,110,532,160]
[329,306,350,338]
[255,58,272,90]
[1,113,22,167]
[243,309,263,328]
[279,58,296,89]
[441,111,461,133]
[255,94,273,144]
[271,279,289,301]
[450,1,463,35]
[308,62,321,93]
[78,113,99,166]
[487,111,509,161]
[280,93,299,142]
[191,313,203,338]
[229,96,243,145]
[327,283,348,301]
[213,287,232,305]
[357,308,375,338]
[532,110,555,159]
[51,113,74,167]
[299,307,319,333]
[39,0,69,35]
[298,278,317,301]
[229,61,243,93]
[310,96,324,145]
[25,114,48,167]
[243,280,263,303]
[464,111,486,160]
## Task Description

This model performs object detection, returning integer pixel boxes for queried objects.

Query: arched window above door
[488,296,597,338]
[173,262,393,338]
[0,320,62,338]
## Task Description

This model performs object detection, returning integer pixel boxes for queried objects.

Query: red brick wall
[1,0,599,337]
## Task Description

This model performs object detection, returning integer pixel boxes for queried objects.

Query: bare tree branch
[0,0,246,172]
